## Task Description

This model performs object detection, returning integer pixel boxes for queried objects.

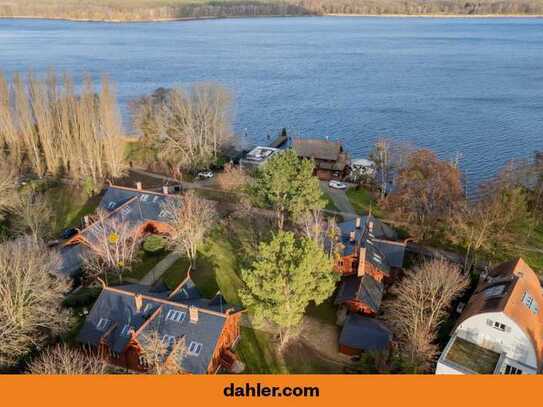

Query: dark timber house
[292,138,349,180]
[55,183,178,280]
[332,214,405,356]
[77,275,242,374]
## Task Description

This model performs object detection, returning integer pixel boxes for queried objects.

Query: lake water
[1,16,542,187]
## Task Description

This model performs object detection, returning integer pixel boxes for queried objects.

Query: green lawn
[44,184,102,235]
[158,217,250,304]
[162,256,191,290]
[346,187,381,217]
[235,327,287,374]
[123,249,170,281]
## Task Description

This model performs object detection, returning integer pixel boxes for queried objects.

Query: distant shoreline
[0,13,542,23]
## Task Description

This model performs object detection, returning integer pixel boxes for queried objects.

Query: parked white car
[328,180,347,190]
[197,170,214,179]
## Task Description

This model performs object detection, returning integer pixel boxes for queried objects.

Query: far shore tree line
[1,0,542,22]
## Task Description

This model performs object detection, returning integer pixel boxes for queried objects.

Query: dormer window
[166,309,186,322]
[493,321,506,332]
[188,341,203,356]
[96,318,110,331]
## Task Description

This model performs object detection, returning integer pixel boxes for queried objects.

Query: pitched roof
[292,138,343,161]
[335,274,384,313]
[77,279,237,374]
[455,258,543,368]
[337,215,405,275]
[339,314,392,351]
[54,185,178,278]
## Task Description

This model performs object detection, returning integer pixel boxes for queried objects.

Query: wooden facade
[95,311,241,374]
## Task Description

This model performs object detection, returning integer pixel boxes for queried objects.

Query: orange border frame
[1,374,539,406]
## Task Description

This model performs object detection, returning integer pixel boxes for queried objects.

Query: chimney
[135,181,142,191]
[355,217,361,229]
[189,306,198,323]
[162,185,169,195]
[349,231,355,243]
[357,246,366,277]
[134,294,143,312]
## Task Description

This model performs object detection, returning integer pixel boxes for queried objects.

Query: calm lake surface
[1,17,542,186]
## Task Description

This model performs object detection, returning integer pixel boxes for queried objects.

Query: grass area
[346,187,381,217]
[514,223,543,271]
[322,192,339,212]
[162,256,191,290]
[44,184,102,235]
[235,327,287,374]
[123,249,170,281]
[236,326,344,373]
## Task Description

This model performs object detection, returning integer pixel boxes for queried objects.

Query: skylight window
[143,303,153,314]
[188,341,203,356]
[120,324,133,337]
[522,292,539,314]
[162,335,176,346]
[107,201,116,209]
[96,318,110,331]
[166,309,186,322]
[140,194,149,202]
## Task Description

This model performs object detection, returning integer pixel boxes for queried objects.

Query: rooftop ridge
[64,195,139,246]
[109,183,173,197]
[102,285,231,319]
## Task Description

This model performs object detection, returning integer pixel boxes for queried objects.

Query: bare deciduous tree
[131,83,234,174]
[215,163,249,192]
[0,237,72,367]
[448,164,532,271]
[139,331,186,375]
[162,191,217,267]
[0,162,18,221]
[28,344,107,375]
[0,71,127,187]
[382,259,468,373]
[382,149,464,240]
[81,209,141,283]
[13,191,54,241]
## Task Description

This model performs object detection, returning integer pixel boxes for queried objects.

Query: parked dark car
[62,228,78,240]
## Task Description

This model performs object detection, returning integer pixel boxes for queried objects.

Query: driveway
[321,181,356,220]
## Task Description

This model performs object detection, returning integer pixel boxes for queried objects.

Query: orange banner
[0,374,538,406]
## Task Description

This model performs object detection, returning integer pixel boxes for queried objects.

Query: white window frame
[162,335,176,346]
[188,341,203,356]
[120,324,132,337]
[166,309,186,322]
[96,318,110,331]
[493,321,506,332]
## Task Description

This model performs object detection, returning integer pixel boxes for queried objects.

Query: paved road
[320,181,357,220]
